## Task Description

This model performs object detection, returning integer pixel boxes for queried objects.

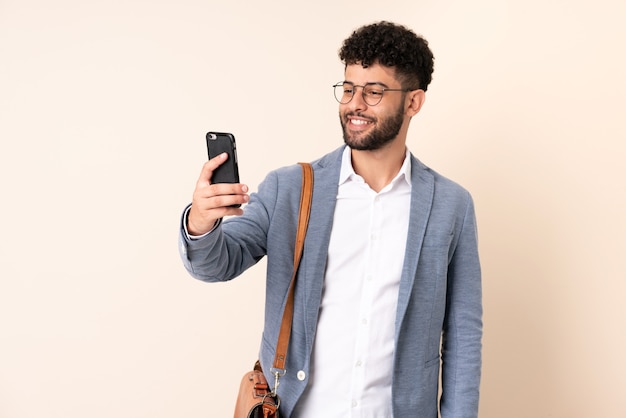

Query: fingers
[187,193,247,235]
[194,183,249,210]
[198,152,228,186]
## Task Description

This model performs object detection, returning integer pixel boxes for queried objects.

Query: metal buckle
[269,368,286,396]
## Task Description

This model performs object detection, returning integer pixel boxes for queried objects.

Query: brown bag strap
[271,162,313,386]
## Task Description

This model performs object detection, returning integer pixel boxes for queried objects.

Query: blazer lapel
[299,147,344,348]
[395,155,435,335]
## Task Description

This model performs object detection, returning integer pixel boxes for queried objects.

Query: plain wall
[1,0,625,417]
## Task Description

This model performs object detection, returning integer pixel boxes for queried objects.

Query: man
[180,21,482,418]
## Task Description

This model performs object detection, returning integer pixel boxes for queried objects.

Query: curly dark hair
[338,21,434,91]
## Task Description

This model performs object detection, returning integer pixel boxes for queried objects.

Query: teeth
[351,119,369,125]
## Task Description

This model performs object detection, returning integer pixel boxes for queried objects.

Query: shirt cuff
[183,206,222,240]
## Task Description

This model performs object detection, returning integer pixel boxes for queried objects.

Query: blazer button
[297,370,306,381]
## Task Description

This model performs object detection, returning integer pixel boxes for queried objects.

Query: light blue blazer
[179,146,482,418]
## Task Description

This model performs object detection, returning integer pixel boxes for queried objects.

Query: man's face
[339,63,408,151]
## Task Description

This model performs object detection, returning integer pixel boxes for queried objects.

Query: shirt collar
[339,146,412,188]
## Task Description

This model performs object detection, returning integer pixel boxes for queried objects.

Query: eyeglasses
[332,81,412,106]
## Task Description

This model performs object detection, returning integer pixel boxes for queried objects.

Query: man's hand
[187,152,249,235]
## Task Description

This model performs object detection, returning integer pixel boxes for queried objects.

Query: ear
[406,89,426,117]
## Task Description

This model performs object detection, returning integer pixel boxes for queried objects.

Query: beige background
[1,0,625,417]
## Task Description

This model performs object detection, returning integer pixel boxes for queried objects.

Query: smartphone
[206,131,240,185]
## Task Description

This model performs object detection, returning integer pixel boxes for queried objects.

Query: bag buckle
[269,368,286,396]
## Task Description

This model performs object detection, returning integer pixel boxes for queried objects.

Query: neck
[350,141,407,192]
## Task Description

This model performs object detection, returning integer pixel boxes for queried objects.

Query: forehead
[344,63,400,86]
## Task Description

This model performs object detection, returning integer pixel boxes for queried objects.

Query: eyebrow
[343,81,390,88]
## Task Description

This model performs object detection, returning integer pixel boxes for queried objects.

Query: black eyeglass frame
[332,81,414,106]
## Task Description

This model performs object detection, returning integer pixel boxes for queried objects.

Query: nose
[347,86,368,111]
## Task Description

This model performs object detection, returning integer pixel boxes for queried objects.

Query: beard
[340,103,405,151]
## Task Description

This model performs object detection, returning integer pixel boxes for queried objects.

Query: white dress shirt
[293,147,412,417]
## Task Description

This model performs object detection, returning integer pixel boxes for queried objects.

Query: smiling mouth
[347,114,374,127]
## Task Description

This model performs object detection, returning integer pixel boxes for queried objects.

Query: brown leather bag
[233,361,278,418]
[233,162,314,418]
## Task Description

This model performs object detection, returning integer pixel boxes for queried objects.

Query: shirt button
[297,370,306,381]
[352,400,358,408]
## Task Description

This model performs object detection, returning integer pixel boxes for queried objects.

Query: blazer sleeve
[440,192,483,418]
[178,170,281,282]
